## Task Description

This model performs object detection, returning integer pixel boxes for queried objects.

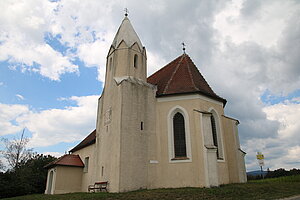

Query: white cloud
[0,82,4,86]
[263,101,300,140]
[242,101,300,171]
[77,39,112,82]
[287,146,300,161]
[16,94,25,100]
[0,39,79,81]
[0,95,98,147]
[0,0,80,81]
[43,152,64,158]
[147,51,168,76]
[19,95,99,147]
[213,0,298,48]
[0,0,128,82]
[201,4,300,157]
[0,103,29,135]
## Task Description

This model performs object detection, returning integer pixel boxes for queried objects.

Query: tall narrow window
[134,54,138,68]
[211,115,220,159]
[84,157,89,172]
[168,106,192,162]
[109,57,112,71]
[173,112,187,158]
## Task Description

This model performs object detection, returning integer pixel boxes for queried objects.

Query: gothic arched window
[168,106,191,162]
[209,110,224,160]
[173,112,187,158]
[134,54,138,68]
[210,115,219,158]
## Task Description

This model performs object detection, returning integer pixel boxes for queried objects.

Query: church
[44,14,247,194]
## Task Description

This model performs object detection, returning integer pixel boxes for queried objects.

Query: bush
[265,168,300,179]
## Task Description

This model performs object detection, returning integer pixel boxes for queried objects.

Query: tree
[0,159,4,171]
[0,129,58,198]
[0,128,34,170]
[0,154,57,198]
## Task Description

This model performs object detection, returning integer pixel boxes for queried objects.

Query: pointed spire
[111,15,143,48]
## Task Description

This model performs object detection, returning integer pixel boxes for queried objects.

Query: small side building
[44,130,96,194]
[44,154,84,194]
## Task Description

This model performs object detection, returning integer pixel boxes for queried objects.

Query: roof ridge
[147,55,182,80]
[185,55,200,91]
[44,154,79,169]
[192,60,218,96]
[162,55,185,94]
[186,55,219,97]
[69,129,96,153]
[56,154,67,162]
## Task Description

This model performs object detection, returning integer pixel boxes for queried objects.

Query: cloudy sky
[0,0,299,172]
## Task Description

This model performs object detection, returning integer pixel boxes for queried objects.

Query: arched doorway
[47,171,54,194]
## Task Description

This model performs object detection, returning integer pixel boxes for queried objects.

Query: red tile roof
[147,54,226,105]
[69,129,96,153]
[44,154,84,169]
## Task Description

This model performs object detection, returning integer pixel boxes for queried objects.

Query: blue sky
[261,89,300,105]
[0,61,100,107]
[0,0,299,171]
[0,58,100,154]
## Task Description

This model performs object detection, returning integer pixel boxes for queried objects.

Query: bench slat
[88,181,108,192]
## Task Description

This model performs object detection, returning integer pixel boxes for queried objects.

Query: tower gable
[130,42,142,53]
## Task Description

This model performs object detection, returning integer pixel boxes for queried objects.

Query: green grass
[3,175,300,200]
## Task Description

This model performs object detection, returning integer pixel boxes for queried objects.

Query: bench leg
[99,187,107,192]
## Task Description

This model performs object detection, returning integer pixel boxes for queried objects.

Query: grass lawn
[3,175,300,200]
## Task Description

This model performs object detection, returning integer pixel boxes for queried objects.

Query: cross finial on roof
[182,42,186,54]
[124,8,129,17]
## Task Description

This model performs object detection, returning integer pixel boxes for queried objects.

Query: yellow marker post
[256,152,265,178]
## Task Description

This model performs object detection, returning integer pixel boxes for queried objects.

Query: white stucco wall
[72,144,97,192]
[146,93,247,188]
[45,166,83,194]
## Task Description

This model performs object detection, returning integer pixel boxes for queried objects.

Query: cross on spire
[182,42,186,54]
[124,8,129,17]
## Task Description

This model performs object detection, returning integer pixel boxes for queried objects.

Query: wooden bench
[88,181,108,192]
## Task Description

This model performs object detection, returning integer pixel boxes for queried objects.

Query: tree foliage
[0,159,4,171]
[0,130,57,198]
[0,154,56,198]
[265,168,300,179]
[247,168,300,180]
[0,129,34,170]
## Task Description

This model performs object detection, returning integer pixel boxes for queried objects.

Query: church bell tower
[95,14,156,192]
